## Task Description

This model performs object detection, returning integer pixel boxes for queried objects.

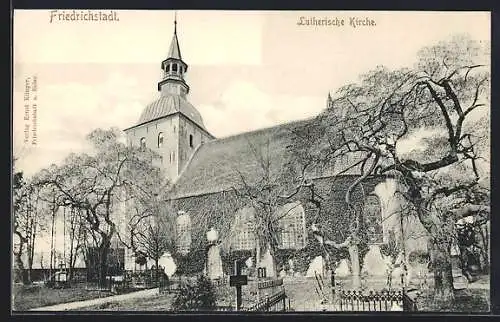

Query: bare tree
[230,138,316,277]
[292,35,490,300]
[33,128,166,286]
[13,172,49,284]
[133,209,175,283]
[65,207,86,281]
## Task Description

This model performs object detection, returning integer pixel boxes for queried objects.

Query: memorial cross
[229,259,248,310]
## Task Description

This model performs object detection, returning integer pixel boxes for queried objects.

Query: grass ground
[12,283,119,311]
[52,274,491,312]
[415,288,490,312]
[284,276,395,311]
[78,292,178,311]
[411,273,490,312]
[73,276,394,312]
[77,281,258,311]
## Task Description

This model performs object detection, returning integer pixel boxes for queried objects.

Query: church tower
[124,15,215,183]
[326,92,334,109]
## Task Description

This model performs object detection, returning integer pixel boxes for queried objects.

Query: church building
[123,19,429,278]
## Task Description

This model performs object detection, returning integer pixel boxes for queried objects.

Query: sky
[13,10,490,177]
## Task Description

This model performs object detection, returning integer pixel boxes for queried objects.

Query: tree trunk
[155,258,160,286]
[98,238,111,288]
[268,244,277,278]
[430,240,455,301]
[479,223,489,273]
[14,242,27,284]
[27,196,38,285]
[27,220,36,285]
[348,243,361,289]
[255,237,261,273]
[68,240,75,281]
[49,203,56,279]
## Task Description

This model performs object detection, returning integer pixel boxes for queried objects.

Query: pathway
[30,287,160,311]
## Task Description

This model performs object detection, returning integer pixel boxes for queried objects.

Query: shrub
[408,250,430,265]
[173,248,206,275]
[172,274,217,311]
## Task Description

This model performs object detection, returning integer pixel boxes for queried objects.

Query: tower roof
[133,94,208,132]
[168,33,182,60]
[167,15,182,60]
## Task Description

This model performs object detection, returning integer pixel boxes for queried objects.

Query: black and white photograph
[12,10,490,313]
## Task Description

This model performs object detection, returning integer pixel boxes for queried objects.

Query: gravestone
[207,244,224,279]
[306,256,326,277]
[245,256,254,268]
[335,259,350,277]
[288,259,295,276]
[259,249,276,278]
[230,260,247,311]
[361,245,388,276]
[159,252,177,278]
[124,248,135,271]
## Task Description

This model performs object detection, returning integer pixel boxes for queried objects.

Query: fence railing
[337,289,403,311]
[243,289,289,312]
[211,276,229,287]
[159,275,205,294]
[213,306,235,311]
[258,278,283,290]
[402,291,418,311]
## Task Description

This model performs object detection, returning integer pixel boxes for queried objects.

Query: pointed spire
[168,11,182,60]
[174,10,177,35]
[327,92,333,109]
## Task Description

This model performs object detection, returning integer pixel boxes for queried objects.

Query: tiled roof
[169,119,363,199]
[135,94,207,131]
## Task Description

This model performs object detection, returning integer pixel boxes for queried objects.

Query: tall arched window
[277,202,307,249]
[172,64,178,72]
[140,137,146,149]
[158,132,164,148]
[363,194,383,244]
[232,207,256,251]
[176,212,192,255]
[189,134,194,148]
[166,64,170,73]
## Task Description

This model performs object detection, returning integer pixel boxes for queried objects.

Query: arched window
[176,212,191,254]
[158,132,164,148]
[172,64,178,72]
[140,137,146,149]
[189,134,194,148]
[277,202,306,249]
[363,195,383,244]
[166,64,170,73]
[232,207,256,251]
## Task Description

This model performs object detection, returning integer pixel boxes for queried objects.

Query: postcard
[12,10,491,313]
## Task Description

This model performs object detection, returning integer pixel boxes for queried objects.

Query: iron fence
[336,289,403,311]
[258,278,283,290]
[243,289,290,312]
[402,291,418,311]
